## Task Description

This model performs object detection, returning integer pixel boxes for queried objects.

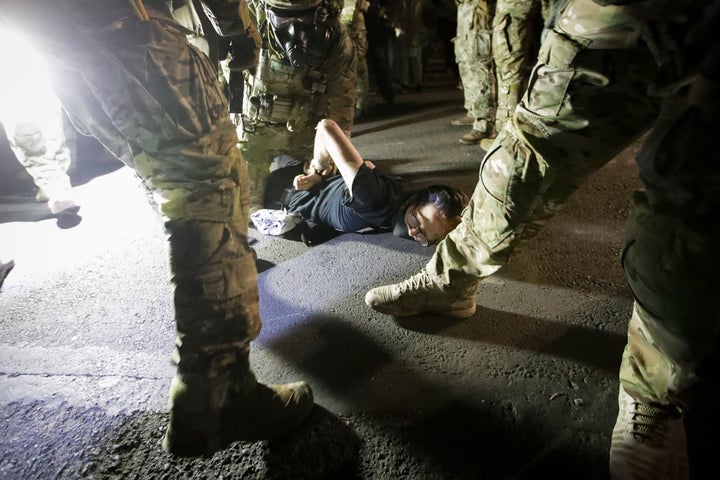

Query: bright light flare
[0,26,61,128]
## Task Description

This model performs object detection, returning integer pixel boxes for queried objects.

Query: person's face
[266,6,329,68]
[404,203,456,246]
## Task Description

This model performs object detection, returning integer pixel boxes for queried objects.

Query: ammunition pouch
[246,94,292,126]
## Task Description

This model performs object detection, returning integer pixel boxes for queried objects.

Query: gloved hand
[227,34,259,72]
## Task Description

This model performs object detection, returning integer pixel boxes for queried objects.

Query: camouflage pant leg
[239,125,314,210]
[492,0,542,128]
[9,119,74,202]
[428,0,659,283]
[10,5,262,365]
[350,16,370,111]
[619,192,720,407]
[453,0,495,133]
[0,82,74,202]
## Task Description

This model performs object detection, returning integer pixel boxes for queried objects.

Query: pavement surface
[0,83,646,479]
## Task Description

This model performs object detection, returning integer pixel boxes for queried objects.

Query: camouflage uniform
[491,0,550,131]
[169,0,211,57]
[611,2,719,472]
[4,113,76,214]
[437,0,717,435]
[452,0,496,135]
[341,0,370,114]
[0,0,311,456]
[366,0,717,472]
[434,0,658,285]
[618,46,720,410]
[241,0,357,210]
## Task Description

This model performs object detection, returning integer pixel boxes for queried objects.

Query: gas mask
[266,2,339,69]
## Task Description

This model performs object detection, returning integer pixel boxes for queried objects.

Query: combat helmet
[264,0,323,9]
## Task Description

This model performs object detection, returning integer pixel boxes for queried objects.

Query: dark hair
[404,185,468,218]
[392,185,469,238]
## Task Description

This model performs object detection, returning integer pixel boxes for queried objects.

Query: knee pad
[13,122,47,157]
[474,126,540,248]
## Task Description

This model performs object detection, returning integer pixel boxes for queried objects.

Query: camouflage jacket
[242,0,357,134]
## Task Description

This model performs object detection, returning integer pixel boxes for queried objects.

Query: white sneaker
[609,386,689,480]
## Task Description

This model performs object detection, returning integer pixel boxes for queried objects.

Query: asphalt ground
[0,83,647,479]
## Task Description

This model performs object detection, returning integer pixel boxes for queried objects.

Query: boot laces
[628,400,680,447]
[396,271,435,295]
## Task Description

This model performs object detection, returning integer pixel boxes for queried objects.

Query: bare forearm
[312,119,364,193]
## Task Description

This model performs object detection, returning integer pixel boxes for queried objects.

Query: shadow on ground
[78,401,608,480]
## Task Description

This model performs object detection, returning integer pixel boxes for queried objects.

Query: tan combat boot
[459,128,496,145]
[450,114,474,126]
[479,138,497,151]
[609,385,689,480]
[162,354,313,456]
[365,269,478,318]
[35,189,49,203]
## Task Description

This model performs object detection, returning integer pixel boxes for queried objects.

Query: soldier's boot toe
[162,372,314,456]
[609,385,688,479]
[479,138,497,150]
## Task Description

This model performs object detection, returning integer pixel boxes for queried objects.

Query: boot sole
[367,299,476,319]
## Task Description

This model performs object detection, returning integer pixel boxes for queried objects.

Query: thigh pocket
[492,14,511,56]
[621,192,719,329]
[477,133,542,247]
[523,30,583,117]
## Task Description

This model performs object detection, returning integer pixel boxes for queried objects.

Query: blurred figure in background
[342,0,371,118]
[364,0,396,105]
[450,0,496,145]
[486,0,548,150]
[390,0,426,92]
[427,0,459,86]
[0,27,79,216]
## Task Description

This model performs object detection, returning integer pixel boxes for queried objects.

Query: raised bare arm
[294,119,370,194]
